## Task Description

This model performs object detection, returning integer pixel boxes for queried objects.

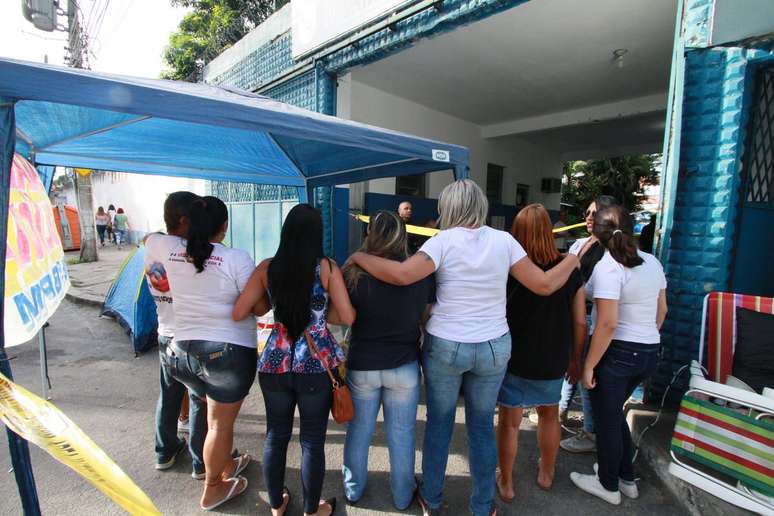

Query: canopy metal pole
[38,324,51,400]
[0,98,42,515]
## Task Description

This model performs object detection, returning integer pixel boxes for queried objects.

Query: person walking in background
[107,204,117,243]
[570,205,667,505]
[144,192,206,481]
[559,195,619,455]
[340,211,435,510]
[348,179,580,516]
[145,196,257,511]
[113,208,130,249]
[95,206,110,247]
[552,207,571,252]
[233,204,355,516]
[495,204,586,502]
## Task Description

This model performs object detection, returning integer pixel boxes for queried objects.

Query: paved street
[0,300,687,515]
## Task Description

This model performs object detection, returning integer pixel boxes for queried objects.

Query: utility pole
[66,0,99,263]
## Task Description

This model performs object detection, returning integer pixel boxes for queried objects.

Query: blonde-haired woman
[348,179,580,516]
[338,211,434,510]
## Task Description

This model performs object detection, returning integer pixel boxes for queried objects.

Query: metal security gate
[732,65,774,295]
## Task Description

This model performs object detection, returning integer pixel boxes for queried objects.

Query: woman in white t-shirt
[145,196,258,511]
[348,179,580,516]
[569,205,668,506]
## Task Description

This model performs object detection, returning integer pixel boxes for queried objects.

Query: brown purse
[304,331,354,423]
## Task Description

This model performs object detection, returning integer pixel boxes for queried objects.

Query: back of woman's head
[117,207,125,214]
[186,195,228,273]
[108,204,115,211]
[345,210,407,288]
[438,179,488,230]
[593,205,643,268]
[164,191,200,233]
[594,194,619,212]
[97,206,105,215]
[268,204,324,342]
[510,203,560,267]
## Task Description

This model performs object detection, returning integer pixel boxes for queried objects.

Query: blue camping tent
[101,246,157,354]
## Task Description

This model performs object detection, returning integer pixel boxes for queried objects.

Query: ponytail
[186,196,228,273]
[592,206,643,268]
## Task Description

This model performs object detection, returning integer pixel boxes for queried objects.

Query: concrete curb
[64,291,104,309]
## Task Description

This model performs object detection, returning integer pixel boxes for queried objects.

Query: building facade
[204,0,773,392]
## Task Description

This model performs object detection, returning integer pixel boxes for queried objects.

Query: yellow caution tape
[353,214,587,236]
[0,372,160,515]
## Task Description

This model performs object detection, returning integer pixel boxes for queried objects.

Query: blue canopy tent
[0,57,469,513]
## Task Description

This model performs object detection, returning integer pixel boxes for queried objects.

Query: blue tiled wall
[655,42,774,393]
[207,32,294,91]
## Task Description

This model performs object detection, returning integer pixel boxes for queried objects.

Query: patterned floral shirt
[258,260,346,374]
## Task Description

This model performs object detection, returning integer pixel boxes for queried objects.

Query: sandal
[275,486,291,515]
[226,453,251,479]
[200,476,248,511]
[319,497,336,516]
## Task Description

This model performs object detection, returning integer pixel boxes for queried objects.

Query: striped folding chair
[668,292,774,514]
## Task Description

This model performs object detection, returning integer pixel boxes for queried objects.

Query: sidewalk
[65,245,136,307]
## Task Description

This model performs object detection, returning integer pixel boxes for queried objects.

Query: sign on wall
[292,0,410,58]
[5,154,69,347]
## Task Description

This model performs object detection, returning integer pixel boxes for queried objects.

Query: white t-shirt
[145,234,257,348]
[586,250,666,344]
[568,236,590,256]
[419,226,527,343]
[144,236,177,337]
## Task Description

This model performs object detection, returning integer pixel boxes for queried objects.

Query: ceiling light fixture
[612,48,629,69]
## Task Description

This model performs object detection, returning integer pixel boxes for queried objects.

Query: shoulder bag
[304,330,354,423]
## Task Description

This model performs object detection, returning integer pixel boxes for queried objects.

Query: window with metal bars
[743,67,774,206]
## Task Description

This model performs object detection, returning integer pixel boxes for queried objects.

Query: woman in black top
[338,211,434,510]
[496,204,586,501]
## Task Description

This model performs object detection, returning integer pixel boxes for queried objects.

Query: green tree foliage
[561,155,660,217]
[162,0,289,81]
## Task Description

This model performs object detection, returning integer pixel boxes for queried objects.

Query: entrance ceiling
[352,0,677,126]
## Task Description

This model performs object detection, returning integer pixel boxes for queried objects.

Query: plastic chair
[668,292,774,515]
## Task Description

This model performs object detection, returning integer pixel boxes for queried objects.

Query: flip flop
[320,497,337,516]
[200,476,248,511]
[229,453,251,478]
[275,486,291,515]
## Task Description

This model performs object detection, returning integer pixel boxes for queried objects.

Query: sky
[0,0,188,78]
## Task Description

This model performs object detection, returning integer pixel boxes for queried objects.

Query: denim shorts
[169,340,257,403]
[497,373,564,408]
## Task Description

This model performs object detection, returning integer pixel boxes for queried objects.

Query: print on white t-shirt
[419,225,527,343]
[145,234,257,348]
[144,235,179,338]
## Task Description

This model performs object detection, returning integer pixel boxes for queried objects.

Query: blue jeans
[420,333,510,516]
[342,361,420,510]
[589,340,658,491]
[559,317,595,433]
[114,229,127,246]
[259,372,332,514]
[155,336,206,472]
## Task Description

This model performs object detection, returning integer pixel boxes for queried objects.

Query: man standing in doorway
[398,201,413,224]
[397,201,421,254]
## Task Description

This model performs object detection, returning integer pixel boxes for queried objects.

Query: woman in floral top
[233,204,355,516]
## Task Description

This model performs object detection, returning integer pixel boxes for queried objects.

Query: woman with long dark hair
[560,194,620,454]
[570,205,667,505]
[340,211,434,510]
[145,196,257,511]
[495,204,586,500]
[347,180,580,516]
[234,204,355,516]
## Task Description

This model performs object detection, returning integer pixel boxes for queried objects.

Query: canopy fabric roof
[0,58,469,193]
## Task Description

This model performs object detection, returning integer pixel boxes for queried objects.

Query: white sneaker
[528,410,540,424]
[560,429,597,453]
[593,463,639,499]
[570,472,621,505]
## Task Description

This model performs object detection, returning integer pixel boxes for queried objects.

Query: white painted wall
[90,172,207,241]
[337,74,563,209]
